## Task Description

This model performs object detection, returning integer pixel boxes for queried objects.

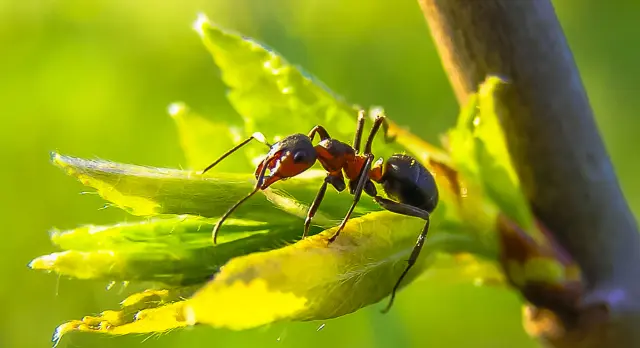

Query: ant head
[255,133,318,189]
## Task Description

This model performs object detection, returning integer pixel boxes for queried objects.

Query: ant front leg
[374,196,431,314]
[303,174,346,238]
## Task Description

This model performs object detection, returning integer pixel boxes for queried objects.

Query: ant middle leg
[327,115,384,243]
[353,109,394,153]
[328,155,374,243]
[308,125,331,141]
[373,196,431,314]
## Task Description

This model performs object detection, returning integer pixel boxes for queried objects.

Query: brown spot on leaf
[429,158,463,200]
[497,214,583,315]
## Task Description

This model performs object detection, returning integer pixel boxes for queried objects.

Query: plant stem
[417,0,640,345]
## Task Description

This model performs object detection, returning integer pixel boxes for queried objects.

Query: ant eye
[293,151,307,163]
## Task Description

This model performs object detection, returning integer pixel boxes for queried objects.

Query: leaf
[168,102,253,172]
[448,93,480,176]
[193,14,404,163]
[51,153,379,224]
[367,105,452,168]
[447,76,535,234]
[51,288,196,346]
[475,77,534,233]
[30,215,322,285]
[47,207,500,342]
[187,211,459,326]
[451,77,585,314]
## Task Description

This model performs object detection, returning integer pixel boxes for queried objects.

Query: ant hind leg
[373,197,430,220]
[353,110,366,153]
[381,219,430,314]
[373,196,431,314]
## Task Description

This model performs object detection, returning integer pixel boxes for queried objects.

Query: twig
[417,0,640,345]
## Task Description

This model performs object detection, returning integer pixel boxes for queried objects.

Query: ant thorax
[314,138,355,176]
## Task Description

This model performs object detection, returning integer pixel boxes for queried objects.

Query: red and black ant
[201,110,439,313]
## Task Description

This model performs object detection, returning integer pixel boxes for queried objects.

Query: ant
[201,110,439,313]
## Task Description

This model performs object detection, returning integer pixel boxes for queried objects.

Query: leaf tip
[193,13,210,38]
[478,75,509,102]
[28,254,54,271]
[167,102,188,119]
[50,153,76,174]
[48,227,63,246]
[481,75,509,89]
[50,151,65,167]
[51,321,72,347]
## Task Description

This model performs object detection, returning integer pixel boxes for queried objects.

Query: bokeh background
[2,1,638,347]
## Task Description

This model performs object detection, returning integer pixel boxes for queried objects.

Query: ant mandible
[201,110,439,313]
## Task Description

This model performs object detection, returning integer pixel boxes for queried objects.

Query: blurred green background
[2,0,638,347]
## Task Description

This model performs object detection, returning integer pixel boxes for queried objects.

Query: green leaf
[41,148,498,286]
[30,215,321,285]
[447,76,535,234]
[51,153,378,224]
[187,212,429,326]
[45,209,502,341]
[187,208,501,326]
[51,287,196,345]
[169,102,253,172]
[193,14,403,162]
[475,77,534,233]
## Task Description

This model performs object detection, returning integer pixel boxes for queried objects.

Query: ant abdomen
[380,154,439,214]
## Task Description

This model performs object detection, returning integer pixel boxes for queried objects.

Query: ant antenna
[201,132,270,174]
[211,155,271,244]
[211,186,260,244]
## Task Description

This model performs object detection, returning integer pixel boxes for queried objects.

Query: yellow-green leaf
[448,76,535,234]
[30,215,322,285]
[49,208,501,343]
[51,153,378,223]
[194,14,404,162]
[169,102,253,172]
